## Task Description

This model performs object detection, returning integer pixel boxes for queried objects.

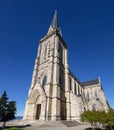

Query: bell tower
[23,9,69,121]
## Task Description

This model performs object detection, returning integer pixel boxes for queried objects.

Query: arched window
[42,76,47,87]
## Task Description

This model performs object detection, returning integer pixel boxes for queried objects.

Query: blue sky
[0,0,114,116]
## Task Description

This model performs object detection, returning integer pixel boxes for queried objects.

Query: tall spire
[47,9,61,35]
[51,9,59,31]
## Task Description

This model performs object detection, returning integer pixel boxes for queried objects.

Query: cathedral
[23,10,109,121]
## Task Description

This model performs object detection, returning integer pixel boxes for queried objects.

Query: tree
[105,109,114,130]
[81,110,114,130]
[0,91,16,128]
[81,110,107,129]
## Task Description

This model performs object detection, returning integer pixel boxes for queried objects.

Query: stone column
[64,48,71,120]
[64,48,69,91]
[51,36,60,120]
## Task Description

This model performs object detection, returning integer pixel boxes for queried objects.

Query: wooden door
[36,104,41,120]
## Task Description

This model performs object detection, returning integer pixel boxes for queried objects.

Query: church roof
[82,78,100,87]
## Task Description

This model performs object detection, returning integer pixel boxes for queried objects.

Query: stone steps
[39,120,82,127]
[61,120,82,127]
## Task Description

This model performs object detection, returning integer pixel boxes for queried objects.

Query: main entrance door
[61,102,66,120]
[36,104,41,120]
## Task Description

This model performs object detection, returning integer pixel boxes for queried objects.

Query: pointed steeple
[51,9,59,31]
[47,9,62,35]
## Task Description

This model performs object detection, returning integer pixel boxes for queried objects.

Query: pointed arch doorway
[27,82,47,121]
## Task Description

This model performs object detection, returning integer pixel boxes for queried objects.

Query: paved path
[0,120,91,130]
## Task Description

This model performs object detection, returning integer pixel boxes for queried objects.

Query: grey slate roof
[69,69,81,84]
[81,78,100,87]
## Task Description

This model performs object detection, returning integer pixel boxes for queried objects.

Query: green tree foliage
[105,109,114,130]
[81,110,101,128]
[0,91,16,128]
[81,110,114,130]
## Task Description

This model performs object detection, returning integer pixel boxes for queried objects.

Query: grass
[3,127,23,130]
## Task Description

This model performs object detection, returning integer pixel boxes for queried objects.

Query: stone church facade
[23,10,109,121]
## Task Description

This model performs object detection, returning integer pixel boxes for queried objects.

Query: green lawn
[3,127,23,130]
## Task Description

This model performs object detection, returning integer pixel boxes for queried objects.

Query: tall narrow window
[42,76,47,87]
[94,91,98,97]
[69,78,72,91]
[58,43,63,63]
[60,46,63,63]
[59,67,65,88]
[94,91,99,100]
[58,43,61,52]
[44,46,47,60]
[78,85,80,95]
[81,88,82,94]
[48,44,50,57]
[74,83,77,95]
[86,92,90,101]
